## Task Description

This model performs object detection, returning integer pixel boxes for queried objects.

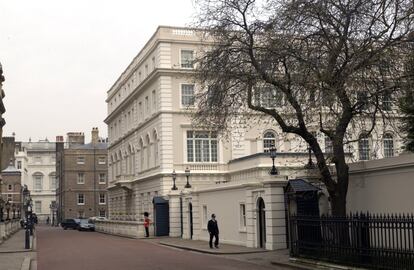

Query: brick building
[1,161,22,220]
[56,128,108,222]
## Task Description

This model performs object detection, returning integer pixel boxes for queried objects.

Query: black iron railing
[289,213,414,270]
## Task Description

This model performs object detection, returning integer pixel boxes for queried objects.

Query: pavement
[0,228,37,270]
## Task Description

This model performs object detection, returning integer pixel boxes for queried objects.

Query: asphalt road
[37,226,281,270]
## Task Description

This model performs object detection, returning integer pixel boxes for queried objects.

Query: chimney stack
[56,136,64,143]
[91,127,99,144]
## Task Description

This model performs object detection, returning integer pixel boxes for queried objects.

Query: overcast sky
[0,0,195,143]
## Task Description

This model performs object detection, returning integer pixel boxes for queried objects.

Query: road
[36,226,285,270]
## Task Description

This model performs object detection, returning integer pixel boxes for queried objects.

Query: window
[77,194,85,205]
[383,134,394,158]
[50,174,56,190]
[202,205,207,227]
[260,87,283,108]
[145,64,148,76]
[98,157,106,165]
[152,90,156,111]
[358,134,370,160]
[8,184,12,191]
[99,210,106,217]
[99,193,106,204]
[34,174,43,191]
[240,204,246,230]
[7,194,12,202]
[181,84,195,106]
[77,156,85,165]
[139,102,143,120]
[382,92,392,111]
[181,50,194,68]
[263,131,276,152]
[152,56,156,70]
[77,173,85,184]
[35,201,42,213]
[145,96,149,114]
[325,135,333,154]
[99,173,106,184]
[357,92,368,111]
[78,211,84,218]
[187,131,218,162]
[17,161,22,169]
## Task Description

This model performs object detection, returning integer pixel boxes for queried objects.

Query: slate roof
[2,162,21,175]
[70,142,108,150]
[286,179,320,193]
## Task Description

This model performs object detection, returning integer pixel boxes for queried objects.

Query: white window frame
[77,173,85,184]
[35,201,42,213]
[99,193,106,205]
[77,194,85,205]
[33,174,43,191]
[358,134,370,161]
[99,173,106,184]
[180,83,195,107]
[8,184,12,191]
[98,157,106,165]
[263,131,276,153]
[383,133,394,158]
[180,49,194,69]
[99,210,106,217]
[77,156,85,165]
[186,131,218,163]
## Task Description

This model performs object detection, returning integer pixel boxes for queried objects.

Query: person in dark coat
[207,214,219,248]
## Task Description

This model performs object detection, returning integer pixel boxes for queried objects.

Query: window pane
[181,50,194,68]
[181,84,195,106]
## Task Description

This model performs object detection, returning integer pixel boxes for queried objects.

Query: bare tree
[192,0,414,216]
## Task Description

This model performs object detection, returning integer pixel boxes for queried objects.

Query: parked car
[77,219,95,231]
[61,219,80,230]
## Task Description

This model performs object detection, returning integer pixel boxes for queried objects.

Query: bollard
[25,227,30,249]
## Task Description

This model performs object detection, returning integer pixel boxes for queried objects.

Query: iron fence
[289,213,414,270]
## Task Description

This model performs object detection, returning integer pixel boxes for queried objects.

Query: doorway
[257,197,266,248]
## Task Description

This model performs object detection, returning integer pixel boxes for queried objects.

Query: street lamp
[304,146,316,169]
[269,146,278,175]
[5,201,10,220]
[184,167,191,188]
[171,169,178,190]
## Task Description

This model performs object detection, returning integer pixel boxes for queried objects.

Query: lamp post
[304,146,316,169]
[22,186,31,249]
[184,167,191,188]
[5,201,10,220]
[171,169,178,190]
[12,203,16,219]
[269,146,278,175]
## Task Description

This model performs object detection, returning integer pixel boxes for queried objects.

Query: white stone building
[15,139,57,223]
[99,26,404,250]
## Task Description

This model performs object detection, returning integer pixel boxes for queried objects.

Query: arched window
[140,139,144,171]
[383,133,394,158]
[153,131,159,166]
[263,131,276,152]
[358,133,370,161]
[146,134,151,169]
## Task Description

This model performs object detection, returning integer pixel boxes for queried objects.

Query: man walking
[207,214,219,248]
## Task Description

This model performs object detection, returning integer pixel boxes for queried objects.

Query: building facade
[0,161,22,220]
[101,26,404,249]
[15,139,57,223]
[56,128,108,222]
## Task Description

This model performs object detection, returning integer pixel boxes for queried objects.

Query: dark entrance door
[258,197,266,248]
[189,202,193,239]
[153,197,169,236]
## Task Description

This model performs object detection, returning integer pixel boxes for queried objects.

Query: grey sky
[0,0,195,142]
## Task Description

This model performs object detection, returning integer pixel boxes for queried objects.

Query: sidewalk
[0,229,36,270]
[149,237,311,269]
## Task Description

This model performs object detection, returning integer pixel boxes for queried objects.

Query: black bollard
[25,227,30,249]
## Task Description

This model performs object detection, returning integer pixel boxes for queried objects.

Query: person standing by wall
[143,212,150,237]
[207,214,219,248]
